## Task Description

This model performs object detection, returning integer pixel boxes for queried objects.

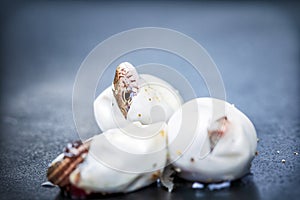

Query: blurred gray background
[0,0,299,199]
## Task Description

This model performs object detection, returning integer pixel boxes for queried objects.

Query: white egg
[94,74,182,131]
[167,97,257,183]
[69,122,168,193]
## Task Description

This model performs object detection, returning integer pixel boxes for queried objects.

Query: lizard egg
[69,122,168,193]
[167,97,257,183]
[94,74,182,131]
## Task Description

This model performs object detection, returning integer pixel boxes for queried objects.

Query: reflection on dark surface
[54,175,259,200]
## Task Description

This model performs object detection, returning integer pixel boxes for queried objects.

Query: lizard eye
[122,90,132,104]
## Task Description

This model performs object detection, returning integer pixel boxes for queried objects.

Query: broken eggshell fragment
[167,98,257,183]
[94,62,182,131]
[69,122,168,194]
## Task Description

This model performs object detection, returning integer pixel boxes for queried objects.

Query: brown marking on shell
[151,170,161,181]
[176,150,182,156]
[72,171,81,185]
[159,130,165,137]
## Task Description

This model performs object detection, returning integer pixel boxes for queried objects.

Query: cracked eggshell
[69,122,168,193]
[127,74,182,125]
[94,74,182,131]
[94,86,129,131]
[167,98,257,183]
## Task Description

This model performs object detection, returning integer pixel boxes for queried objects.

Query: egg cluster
[47,62,257,197]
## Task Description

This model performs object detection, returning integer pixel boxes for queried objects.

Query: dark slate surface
[0,1,299,200]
